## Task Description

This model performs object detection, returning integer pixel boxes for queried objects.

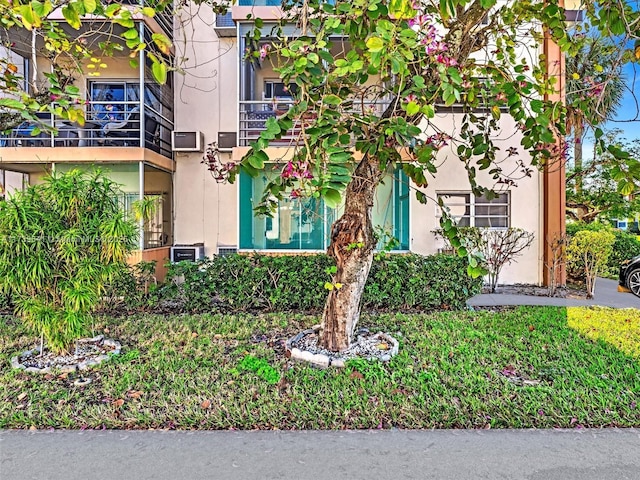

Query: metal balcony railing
[238,99,389,146]
[215,12,235,28]
[237,0,282,5]
[0,100,174,158]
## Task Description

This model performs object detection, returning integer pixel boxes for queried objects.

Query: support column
[139,161,145,250]
[542,1,567,287]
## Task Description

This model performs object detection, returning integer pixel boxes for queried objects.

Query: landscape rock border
[285,325,399,368]
[10,335,121,374]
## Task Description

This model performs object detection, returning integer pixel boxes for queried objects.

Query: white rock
[331,358,346,368]
[299,351,314,363]
[311,354,330,368]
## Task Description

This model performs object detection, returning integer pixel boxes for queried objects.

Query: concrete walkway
[468,277,640,309]
[2,429,640,480]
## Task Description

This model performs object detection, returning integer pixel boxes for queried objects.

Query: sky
[606,62,640,139]
[579,62,640,163]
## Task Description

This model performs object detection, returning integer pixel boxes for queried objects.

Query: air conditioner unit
[171,131,204,152]
[170,244,205,262]
[217,246,238,257]
[218,132,237,150]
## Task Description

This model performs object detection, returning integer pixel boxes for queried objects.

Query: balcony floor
[0,146,175,173]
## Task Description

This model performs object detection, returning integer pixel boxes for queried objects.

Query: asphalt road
[2,429,640,480]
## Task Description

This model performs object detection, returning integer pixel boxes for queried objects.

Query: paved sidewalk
[468,277,640,309]
[2,429,640,480]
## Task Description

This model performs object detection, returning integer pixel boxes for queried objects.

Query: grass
[0,306,639,430]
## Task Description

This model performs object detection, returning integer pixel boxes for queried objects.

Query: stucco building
[0,0,575,286]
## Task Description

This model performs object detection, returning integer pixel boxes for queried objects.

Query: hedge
[156,253,481,313]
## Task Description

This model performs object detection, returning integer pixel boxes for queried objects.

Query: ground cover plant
[1,306,638,430]
[567,307,640,359]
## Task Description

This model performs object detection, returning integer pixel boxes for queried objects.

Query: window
[564,9,584,22]
[239,168,409,251]
[263,80,298,100]
[437,192,510,228]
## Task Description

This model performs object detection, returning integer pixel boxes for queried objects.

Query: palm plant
[565,35,626,193]
[0,169,137,354]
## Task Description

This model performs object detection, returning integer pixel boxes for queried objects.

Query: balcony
[238,100,388,147]
[214,12,236,37]
[239,100,297,146]
[237,0,281,4]
[2,101,172,157]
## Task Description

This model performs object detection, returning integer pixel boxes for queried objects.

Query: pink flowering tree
[228,0,577,352]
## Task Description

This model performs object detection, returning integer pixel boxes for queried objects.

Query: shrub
[609,230,640,275]
[459,228,534,293]
[364,253,481,310]
[566,222,640,278]
[157,253,481,313]
[567,230,615,298]
[0,170,137,354]
[100,261,159,312]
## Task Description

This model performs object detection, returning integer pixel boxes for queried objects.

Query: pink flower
[436,54,457,66]
[259,44,270,61]
[281,161,294,179]
[290,189,301,199]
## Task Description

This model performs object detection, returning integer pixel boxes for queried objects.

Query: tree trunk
[574,120,584,194]
[320,156,383,352]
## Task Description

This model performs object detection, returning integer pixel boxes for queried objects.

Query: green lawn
[1,306,638,430]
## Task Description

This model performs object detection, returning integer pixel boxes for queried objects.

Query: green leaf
[323,189,342,209]
[19,5,37,29]
[265,117,281,135]
[122,28,139,40]
[329,165,351,176]
[389,0,415,19]
[83,0,97,14]
[151,61,167,84]
[620,180,635,196]
[0,98,26,110]
[422,104,435,118]
[247,150,268,170]
[406,101,419,116]
[323,95,342,106]
[366,37,384,53]
[329,151,351,163]
[62,4,81,29]
[142,7,156,17]
[530,99,543,113]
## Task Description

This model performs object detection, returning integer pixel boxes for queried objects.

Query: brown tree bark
[319,155,383,352]
[574,120,584,193]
